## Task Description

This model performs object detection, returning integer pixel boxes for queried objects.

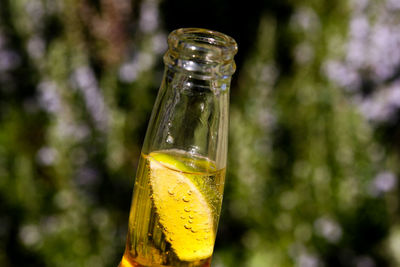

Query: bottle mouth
[164,28,238,79]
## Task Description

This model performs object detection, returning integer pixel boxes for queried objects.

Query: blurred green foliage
[1,0,400,266]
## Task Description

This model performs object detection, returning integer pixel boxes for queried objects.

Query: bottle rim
[168,28,238,62]
[164,28,238,79]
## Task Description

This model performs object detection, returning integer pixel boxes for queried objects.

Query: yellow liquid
[120,149,225,267]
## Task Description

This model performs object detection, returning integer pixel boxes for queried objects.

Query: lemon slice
[148,152,215,262]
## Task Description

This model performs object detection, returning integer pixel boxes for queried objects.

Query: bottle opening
[168,28,238,62]
[164,28,238,79]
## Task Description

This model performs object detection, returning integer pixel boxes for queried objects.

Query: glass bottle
[119,28,237,267]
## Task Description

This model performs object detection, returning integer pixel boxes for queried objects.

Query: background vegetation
[1,0,400,266]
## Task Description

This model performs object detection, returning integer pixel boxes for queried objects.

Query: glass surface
[120,28,237,267]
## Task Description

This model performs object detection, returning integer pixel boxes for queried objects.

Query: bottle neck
[142,28,237,168]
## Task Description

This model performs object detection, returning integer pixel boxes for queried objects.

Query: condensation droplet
[168,189,174,195]
[199,102,205,112]
[166,135,174,144]
[182,196,190,202]
[189,215,194,219]
[188,219,193,224]
[187,190,192,195]
[184,224,191,230]
[191,229,198,233]
[184,207,190,212]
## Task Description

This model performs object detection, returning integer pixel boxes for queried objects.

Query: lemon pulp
[148,151,216,262]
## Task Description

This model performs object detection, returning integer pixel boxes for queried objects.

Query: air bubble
[187,190,192,195]
[168,189,174,195]
[182,196,190,202]
[184,224,191,230]
[189,215,194,219]
[184,207,190,212]
[188,219,193,224]
[191,229,198,233]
